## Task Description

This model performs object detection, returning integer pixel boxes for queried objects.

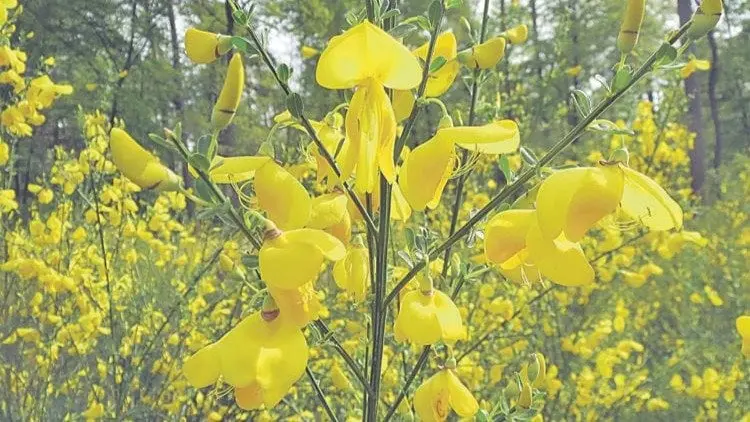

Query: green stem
[313,320,375,396]
[306,366,340,422]
[382,20,692,311]
[383,346,431,421]
[365,0,376,22]
[366,3,445,421]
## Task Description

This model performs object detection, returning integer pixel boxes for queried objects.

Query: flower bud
[184,28,233,64]
[532,353,547,389]
[687,0,723,40]
[438,114,454,129]
[211,53,245,132]
[617,0,646,54]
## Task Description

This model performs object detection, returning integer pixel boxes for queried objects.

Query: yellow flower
[736,315,750,358]
[687,0,723,40]
[316,20,422,193]
[27,75,73,109]
[536,162,682,241]
[259,226,345,289]
[484,209,595,287]
[0,45,26,74]
[0,140,8,166]
[400,120,520,211]
[457,36,506,70]
[300,45,319,59]
[394,283,466,346]
[680,58,711,79]
[266,282,322,328]
[413,369,479,421]
[308,192,352,244]
[211,53,245,132]
[205,156,312,230]
[184,27,232,64]
[565,65,582,77]
[503,24,529,44]
[413,32,459,97]
[109,128,181,191]
[182,309,308,410]
[333,240,369,302]
[331,361,352,390]
[0,0,18,27]
[392,89,416,123]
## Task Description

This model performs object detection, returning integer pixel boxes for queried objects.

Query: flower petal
[446,370,479,417]
[442,120,520,155]
[526,221,594,287]
[255,161,311,230]
[484,209,535,264]
[209,155,271,184]
[620,165,683,231]
[400,135,454,211]
[282,228,346,261]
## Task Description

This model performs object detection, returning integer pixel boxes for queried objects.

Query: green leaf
[286,93,305,119]
[476,409,491,422]
[570,89,591,117]
[446,0,464,9]
[278,63,292,84]
[520,147,538,166]
[189,153,211,173]
[196,135,217,160]
[428,0,443,27]
[397,251,414,268]
[652,43,678,69]
[389,23,417,39]
[612,66,633,92]
[403,16,431,32]
[241,254,259,269]
[230,36,254,54]
[194,179,215,204]
[429,56,447,73]
[587,119,635,135]
[381,8,401,22]
[498,155,512,185]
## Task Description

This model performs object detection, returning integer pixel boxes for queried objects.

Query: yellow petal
[209,155,271,183]
[433,290,466,343]
[109,128,180,191]
[504,24,529,44]
[260,236,324,289]
[255,161,311,230]
[414,32,459,97]
[300,46,319,59]
[737,315,750,338]
[484,209,535,264]
[620,165,683,231]
[333,246,369,301]
[211,53,245,132]
[282,228,346,261]
[536,166,624,241]
[525,221,594,287]
[184,28,231,64]
[390,182,412,221]
[235,384,264,410]
[443,120,520,155]
[183,344,220,388]
[399,135,454,211]
[459,36,506,69]
[316,21,422,89]
[413,372,448,422]
[308,193,348,229]
[392,89,415,123]
[394,290,444,346]
[446,370,479,417]
[267,283,321,329]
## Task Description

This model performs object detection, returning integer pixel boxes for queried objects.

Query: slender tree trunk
[567,0,580,128]
[530,0,542,80]
[677,0,706,194]
[706,30,723,170]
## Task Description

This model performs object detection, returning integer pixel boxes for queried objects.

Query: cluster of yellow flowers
[1,0,746,420]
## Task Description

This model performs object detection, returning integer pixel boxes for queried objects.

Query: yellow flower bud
[109,128,181,191]
[687,0,723,40]
[617,0,646,54]
[184,28,232,64]
[211,53,244,132]
[457,36,506,69]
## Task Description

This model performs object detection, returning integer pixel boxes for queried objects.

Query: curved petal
[234,384,264,410]
[260,239,324,289]
[484,209,535,264]
[394,290,443,346]
[255,161,311,230]
[316,21,422,89]
[308,193,348,229]
[282,228,346,261]
[433,290,466,343]
[209,156,271,184]
[390,182,413,221]
[443,120,520,155]
[620,165,683,231]
[446,370,479,417]
[182,344,220,388]
[400,135,454,211]
[536,166,623,241]
[392,89,415,123]
[526,221,594,287]
[737,315,750,338]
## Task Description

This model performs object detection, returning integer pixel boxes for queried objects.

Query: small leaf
[403,16,431,32]
[194,179,215,203]
[397,251,414,268]
[429,56,447,73]
[520,147,538,166]
[196,134,217,160]
[612,66,633,92]
[389,23,418,39]
[446,0,463,9]
[593,74,611,94]
[652,43,678,69]
[278,63,292,84]
[570,89,591,117]
[189,153,211,173]
[476,409,491,422]
[286,93,305,118]
[381,8,401,22]
[497,155,512,185]
[230,36,255,54]
[428,0,443,27]
[587,119,635,135]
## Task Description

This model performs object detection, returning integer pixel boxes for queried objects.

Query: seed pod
[211,53,245,132]
[617,0,646,54]
[687,0,723,40]
[518,377,533,409]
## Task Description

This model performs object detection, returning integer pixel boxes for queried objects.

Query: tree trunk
[706,30,723,170]
[677,0,706,194]
[530,0,542,80]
